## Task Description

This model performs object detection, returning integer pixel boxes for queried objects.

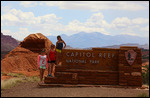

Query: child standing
[37,49,48,84]
[47,44,56,77]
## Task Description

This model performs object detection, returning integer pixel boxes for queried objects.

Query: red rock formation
[1,33,53,72]
[19,33,52,53]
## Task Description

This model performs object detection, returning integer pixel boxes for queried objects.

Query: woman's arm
[62,40,66,48]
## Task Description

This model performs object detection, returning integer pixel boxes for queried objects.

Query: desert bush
[142,64,149,85]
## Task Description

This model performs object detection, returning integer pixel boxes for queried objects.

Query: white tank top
[39,55,47,66]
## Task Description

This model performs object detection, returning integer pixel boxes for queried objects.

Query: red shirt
[49,49,55,61]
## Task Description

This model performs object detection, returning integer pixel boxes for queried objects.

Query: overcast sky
[1,1,149,41]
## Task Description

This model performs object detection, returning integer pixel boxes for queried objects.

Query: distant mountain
[1,32,20,59]
[102,43,149,49]
[47,32,149,49]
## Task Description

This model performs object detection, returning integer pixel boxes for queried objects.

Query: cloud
[39,1,147,11]
[1,28,34,41]
[1,9,62,40]
[1,9,35,26]
[132,18,149,25]
[20,1,38,7]
[1,9,62,27]
[61,12,110,35]
[139,26,149,37]
[1,5,11,12]
[111,17,149,30]
[111,17,132,29]
[109,16,149,37]
[1,9,110,36]
[140,26,149,32]
[85,13,110,28]
[121,32,139,36]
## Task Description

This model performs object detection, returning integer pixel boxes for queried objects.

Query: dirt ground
[1,82,149,97]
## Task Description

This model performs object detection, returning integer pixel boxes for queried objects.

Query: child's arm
[46,55,48,68]
[47,49,50,61]
[37,55,40,68]
[56,42,58,49]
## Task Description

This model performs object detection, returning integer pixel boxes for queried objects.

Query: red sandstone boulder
[1,33,53,72]
[19,33,52,53]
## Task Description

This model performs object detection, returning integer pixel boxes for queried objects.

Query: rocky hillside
[1,33,20,59]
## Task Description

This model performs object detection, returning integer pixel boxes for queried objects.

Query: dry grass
[7,73,25,77]
[1,78,24,90]
[1,72,40,90]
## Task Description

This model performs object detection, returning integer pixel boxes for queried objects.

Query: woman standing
[56,35,66,65]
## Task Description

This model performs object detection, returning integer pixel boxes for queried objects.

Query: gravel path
[1,82,149,97]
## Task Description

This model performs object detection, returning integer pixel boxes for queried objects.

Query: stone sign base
[44,46,142,87]
[44,69,118,85]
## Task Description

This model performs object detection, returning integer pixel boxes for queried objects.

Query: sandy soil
[1,82,149,97]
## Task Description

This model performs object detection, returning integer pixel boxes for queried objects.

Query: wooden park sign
[62,48,119,71]
[44,46,142,87]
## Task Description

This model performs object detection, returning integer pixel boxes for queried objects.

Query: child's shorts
[48,60,56,64]
[40,66,46,69]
